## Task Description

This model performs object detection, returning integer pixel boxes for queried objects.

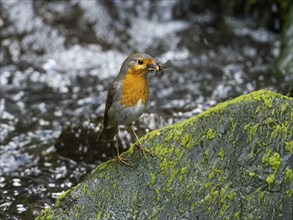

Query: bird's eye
[138,59,144,65]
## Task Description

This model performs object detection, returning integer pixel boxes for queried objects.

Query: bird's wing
[103,82,118,128]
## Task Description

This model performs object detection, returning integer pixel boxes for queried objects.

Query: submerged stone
[37,90,293,219]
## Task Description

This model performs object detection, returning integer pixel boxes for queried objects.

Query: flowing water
[0,1,288,219]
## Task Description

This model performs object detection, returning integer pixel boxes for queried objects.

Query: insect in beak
[154,60,171,76]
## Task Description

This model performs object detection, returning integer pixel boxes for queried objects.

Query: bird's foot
[114,155,130,165]
[134,143,150,158]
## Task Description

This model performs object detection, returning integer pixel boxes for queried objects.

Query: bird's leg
[114,127,129,165]
[130,124,148,158]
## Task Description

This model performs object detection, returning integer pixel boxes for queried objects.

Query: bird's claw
[134,143,150,159]
[114,155,130,165]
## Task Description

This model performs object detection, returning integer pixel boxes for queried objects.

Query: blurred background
[0,0,292,219]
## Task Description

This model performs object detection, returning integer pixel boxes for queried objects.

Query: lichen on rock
[37,90,293,220]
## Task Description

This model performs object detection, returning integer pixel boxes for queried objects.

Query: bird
[97,53,160,164]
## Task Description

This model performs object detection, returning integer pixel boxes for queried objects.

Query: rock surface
[38,90,293,219]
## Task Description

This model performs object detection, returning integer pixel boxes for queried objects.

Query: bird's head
[121,53,159,77]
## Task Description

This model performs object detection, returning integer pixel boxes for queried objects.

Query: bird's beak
[147,63,159,72]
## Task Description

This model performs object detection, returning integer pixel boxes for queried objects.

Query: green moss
[249,124,259,142]
[285,141,293,154]
[280,102,288,113]
[265,117,275,125]
[174,128,184,141]
[181,134,194,149]
[204,149,210,157]
[174,148,181,156]
[160,157,177,176]
[255,105,262,115]
[220,203,231,217]
[154,145,170,158]
[75,205,81,218]
[36,208,54,220]
[112,183,117,190]
[192,201,199,210]
[228,118,237,141]
[92,159,116,178]
[219,184,230,198]
[266,173,276,190]
[227,189,236,201]
[286,189,293,198]
[218,149,225,160]
[281,122,288,140]
[249,150,255,159]
[133,191,139,205]
[54,183,79,208]
[178,167,188,182]
[200,148,210,164]
[233,211,240,220]
[249,171,256,179]
[180,167,188,175]
[139,128,162,143]
[164,130,175,142]
[284,168,293,182]
[206,128,217,140]
[244,123,250,131]
[230,118,237,134]
[203,187,219,204]
[149,173,157,186]
[150,208,162,219]
[261,94,273,108]
[268,153,282,171]
[130,207,140,219]
[96,211,104,219]
[208,171,216,179]
[208,168,224,179]
[204,182,212,189]
[218,176,226,182]
[270,124,281,142]
[99,171,107,179]
[83,185,87,195]
[256,187,265,200]
[262,149,272,165]
[217,185,234,216]
[155,188,161,202]
[167,169,178,187]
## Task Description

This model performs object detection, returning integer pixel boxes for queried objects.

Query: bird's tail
[97,127,117,142]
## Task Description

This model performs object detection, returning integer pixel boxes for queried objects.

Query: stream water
[0,1,289,219]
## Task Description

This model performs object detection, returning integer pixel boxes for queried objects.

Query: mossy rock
[38,90,293,220]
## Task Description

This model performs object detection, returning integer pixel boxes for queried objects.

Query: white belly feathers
[107,99,147,128]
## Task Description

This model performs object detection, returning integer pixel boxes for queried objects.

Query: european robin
[97,53,160,164]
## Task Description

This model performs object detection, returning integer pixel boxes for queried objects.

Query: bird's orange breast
[121,72,149,107]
